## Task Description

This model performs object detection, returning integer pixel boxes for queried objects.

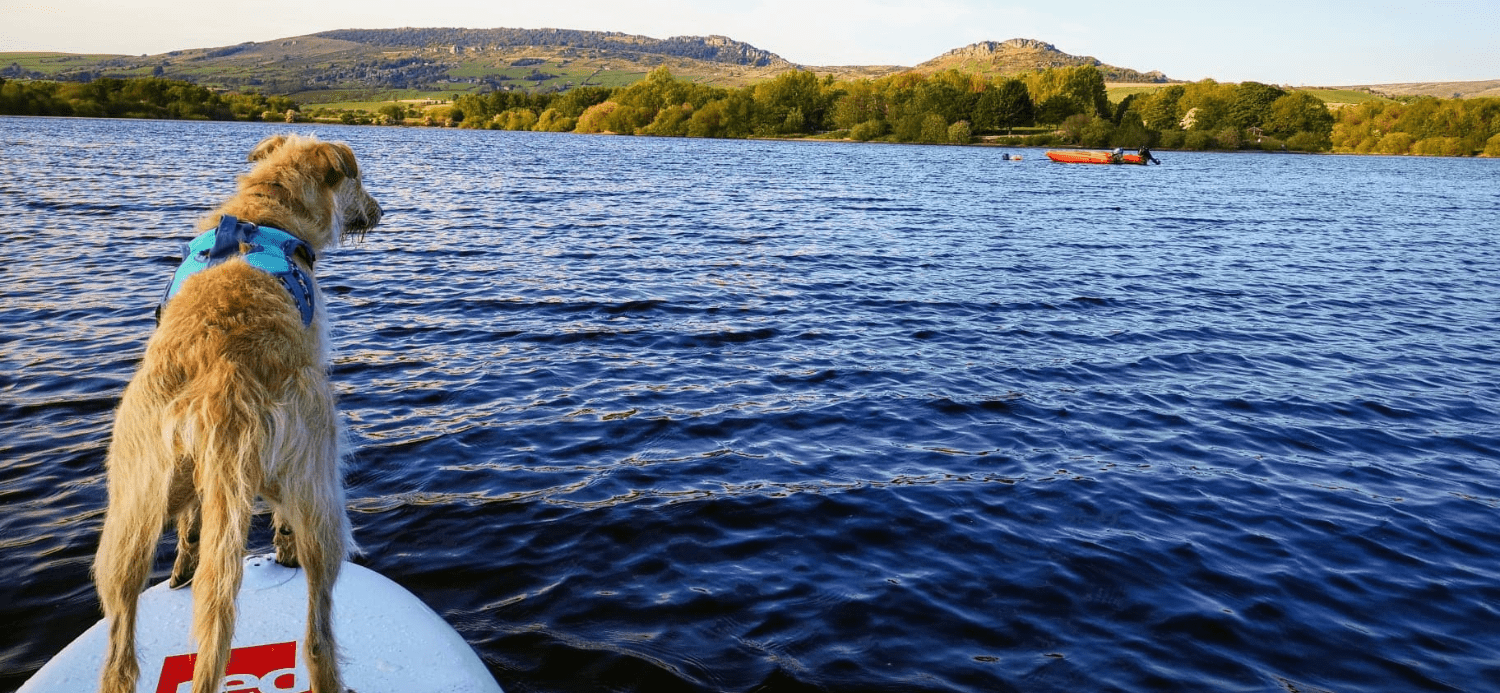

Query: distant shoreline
[10,113,1487,158]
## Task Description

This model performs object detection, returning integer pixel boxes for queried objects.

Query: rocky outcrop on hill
[315,28,792,68]
[916,38,1170,82]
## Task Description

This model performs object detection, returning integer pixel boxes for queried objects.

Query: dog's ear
[248,135,289,162]
[316,142,360,187]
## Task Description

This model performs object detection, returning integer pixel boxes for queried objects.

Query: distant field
[308,98,452,112]
[1106,83,1398,106]
[1345,79,1500,99]
[1106,83,1170,102]
[1294,88,1394,105]
[292,88,479,107]
[0,52,124,75]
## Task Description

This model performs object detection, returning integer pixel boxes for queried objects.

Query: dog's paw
[274,542,301,568]
[168,560,196,589]
[273,521,300,567]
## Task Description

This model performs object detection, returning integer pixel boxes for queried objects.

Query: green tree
[603,103,652,134]
[1483,132,1500,157]
[685,91,756,139]
[1215,126,1243,149]
[1267,91,1335,146]
[0,78,73,116]
[533,108,576,132]
[1229,81,1287,129]
[974,78,1033,134]
[947,120,972,144]
[831,79,884,130]
[377,104,408,124]
[1411,137,1466,156]
[891,112,924,142]
[874,71,929,134]
[641,104,693,137]
[452,94,491,124]
[1111,93,1139,125]
[1036,94,1082,126]
[849,119,888,141]
[574,101,619,134]
[1139,84,1185,130]
[616,65,715,123]
[553,86,615,118]
[1023,66,1108,117]
[919,112,949,143]
[916,70,980,125]
[1062,66,1110,117]
[1110,117,1155,148]
[1178,80,1235,131]
[497,107,539,131]
[753,70,827,134]
[686,99,727,138]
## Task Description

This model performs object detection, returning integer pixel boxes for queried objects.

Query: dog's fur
[94,134,381,693]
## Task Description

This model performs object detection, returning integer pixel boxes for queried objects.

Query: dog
[93,134,382,693]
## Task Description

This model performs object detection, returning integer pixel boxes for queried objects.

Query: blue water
[2,116,1499,692]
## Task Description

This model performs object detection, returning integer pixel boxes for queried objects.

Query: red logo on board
[155,641,308,693]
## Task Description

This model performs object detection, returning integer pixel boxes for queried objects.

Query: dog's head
[238,134,383,249]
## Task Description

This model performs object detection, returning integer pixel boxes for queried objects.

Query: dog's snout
[359,201,383,231]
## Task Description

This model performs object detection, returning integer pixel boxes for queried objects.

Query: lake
[2,116,1498,692]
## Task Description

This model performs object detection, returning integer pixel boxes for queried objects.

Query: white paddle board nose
[18,556,503,692]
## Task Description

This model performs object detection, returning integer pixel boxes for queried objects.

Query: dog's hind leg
[272,509,299,568]
[289,497,351,693]
[185,370,266,693]
[169,499,202,589]
[275,377,353,693]
[94,386,177,693]
[187,450,257,693]
[167,458,202,589]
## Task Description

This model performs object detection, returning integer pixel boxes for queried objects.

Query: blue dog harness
[158,215,317,325]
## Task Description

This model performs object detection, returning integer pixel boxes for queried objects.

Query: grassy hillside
[0,29,797,104]
[1105,83,1399,107]
[8,29,1493,109]
[2,31,1177,104]
[1294,88,1395,106]
[1345,80,1500,99]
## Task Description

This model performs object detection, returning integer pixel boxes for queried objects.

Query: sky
[3,0,1498,86]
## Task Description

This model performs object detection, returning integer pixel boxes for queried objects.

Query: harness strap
[156,215,317,326]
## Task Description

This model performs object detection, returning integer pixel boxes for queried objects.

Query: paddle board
[18,554,502,693]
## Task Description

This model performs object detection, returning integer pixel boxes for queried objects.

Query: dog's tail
[177,361,269,693]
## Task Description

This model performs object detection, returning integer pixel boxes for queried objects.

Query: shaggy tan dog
[94,134,382,693]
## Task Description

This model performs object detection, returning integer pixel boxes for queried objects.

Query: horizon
[4,1,1498,86]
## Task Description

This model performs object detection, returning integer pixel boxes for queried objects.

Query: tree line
[5,69,1499,157]
[440,65,1354,152]
[1331,98,1500,156]
[0,76,299,121]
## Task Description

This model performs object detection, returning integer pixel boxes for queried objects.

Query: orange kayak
[1046,150,1149,165]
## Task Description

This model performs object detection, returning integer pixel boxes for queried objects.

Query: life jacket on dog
[157,215,317,326]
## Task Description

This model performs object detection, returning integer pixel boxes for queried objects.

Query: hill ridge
[3,28,1175,101]
[313,27,792,68]
[916,38,1169,82]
